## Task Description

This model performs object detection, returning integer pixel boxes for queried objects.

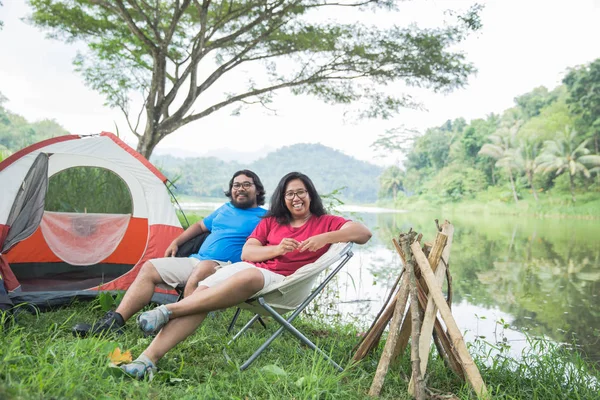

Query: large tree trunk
[508,168,518,204]
[527,170,539,202]
[137,124,162,159]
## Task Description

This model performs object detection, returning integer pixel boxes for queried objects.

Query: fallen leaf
[108,347,132,365]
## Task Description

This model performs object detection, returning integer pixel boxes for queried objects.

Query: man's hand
[299,235,329,252]
[277,238,300,256]
[164,242,179,257]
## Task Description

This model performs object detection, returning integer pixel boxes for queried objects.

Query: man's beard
[232,194,255,209]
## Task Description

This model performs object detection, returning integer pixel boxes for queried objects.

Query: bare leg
[116,260,218,321]
[115,261,164,321]
[143,288,209,363]
[137,269,265,364]
[168,268,265,318]
[183,261,218,297]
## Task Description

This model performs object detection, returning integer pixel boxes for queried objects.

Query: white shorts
[197,262,285,291]
[149,257,230,289]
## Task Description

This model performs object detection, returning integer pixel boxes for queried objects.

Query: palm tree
[514,139,541,202]
[478,127,520,203]
[379,165,404,200]
[536,127,600,201]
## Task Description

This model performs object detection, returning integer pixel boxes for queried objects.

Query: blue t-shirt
[190,202,266,263]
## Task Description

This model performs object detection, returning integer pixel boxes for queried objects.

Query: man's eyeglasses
[284,189,308,200]
[232,182,254,190]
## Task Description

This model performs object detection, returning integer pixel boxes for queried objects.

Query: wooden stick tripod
[352,221,487,399]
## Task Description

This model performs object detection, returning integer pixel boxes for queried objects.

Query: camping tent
[0,132,183,308]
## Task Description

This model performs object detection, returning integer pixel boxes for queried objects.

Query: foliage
[45,167,133,213]
[1,301,598,399]
[378,165,404,199]
[536,126,600,201]
[563,59,600,151]
[0,91,70,152]
[375,57,600,213]
[422,164,487,202]
[27,0,483,157]
[0,144,11,162]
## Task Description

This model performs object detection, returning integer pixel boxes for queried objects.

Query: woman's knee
[238,268,265,289]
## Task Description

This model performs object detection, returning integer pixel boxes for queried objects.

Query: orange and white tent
[0,133,183,307]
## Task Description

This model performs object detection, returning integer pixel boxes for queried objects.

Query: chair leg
[257,316,267,329]
[227,308,242,334]
[238,251,354,371]
[258,301,343,372]
[240,325,287,370]
[228,313,261,345]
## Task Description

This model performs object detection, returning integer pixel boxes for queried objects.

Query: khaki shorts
[149,257,231,290]
[197,262,285,291]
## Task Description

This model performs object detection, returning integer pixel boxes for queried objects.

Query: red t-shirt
[247,214,350,276]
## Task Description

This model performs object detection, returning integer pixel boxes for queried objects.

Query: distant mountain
[151,143,383,203]
[153,145,275,163]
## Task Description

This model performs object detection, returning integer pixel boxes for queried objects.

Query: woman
[121,172,372,379]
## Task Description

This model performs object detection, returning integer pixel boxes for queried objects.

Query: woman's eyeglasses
[232,182,254,190]
[284,189,308,200]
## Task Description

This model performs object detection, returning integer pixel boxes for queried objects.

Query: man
[74,170,266,336]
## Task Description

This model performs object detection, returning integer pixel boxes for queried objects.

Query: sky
[1,0,600,166]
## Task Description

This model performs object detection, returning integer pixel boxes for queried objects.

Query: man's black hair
[224,169,266,206]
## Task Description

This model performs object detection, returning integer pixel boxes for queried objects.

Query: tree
[536,127,600,202]
[478,124,520,203]
[379,165,403,199]
[514,86,558,119]
[563,59,600,153]
[27,0,483,158]
[513,138,540,202]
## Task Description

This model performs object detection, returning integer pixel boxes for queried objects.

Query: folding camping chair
[226,242,354,372]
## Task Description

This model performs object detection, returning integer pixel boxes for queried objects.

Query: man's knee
[139,261,163,283]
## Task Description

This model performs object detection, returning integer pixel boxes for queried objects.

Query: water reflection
[333,211,600,365]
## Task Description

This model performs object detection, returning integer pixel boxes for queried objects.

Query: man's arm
[164,221,209,257]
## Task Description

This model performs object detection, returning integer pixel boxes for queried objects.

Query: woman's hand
[164,242,179,257]
[277,238,300,256]
[299,234,329,252]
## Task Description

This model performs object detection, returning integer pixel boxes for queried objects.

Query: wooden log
[368,272,411,397]
[412,228,452,388]
[393,230,448,366]
[401,232,425,400]
[353,238,408,361]
[391,305,412,361]
[352,269,404,355]
[410,242,488,398]
[353,286,401,362]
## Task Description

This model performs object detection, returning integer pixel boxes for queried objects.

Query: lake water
[183,203,600,365]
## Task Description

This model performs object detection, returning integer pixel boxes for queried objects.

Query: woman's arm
[298,221,372,252]
[241,237,300,262]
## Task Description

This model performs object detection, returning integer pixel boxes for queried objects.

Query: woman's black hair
[265,171,326,224]
[224,169,266,206]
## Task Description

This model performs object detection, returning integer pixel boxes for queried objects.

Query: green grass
[1,301,598,399]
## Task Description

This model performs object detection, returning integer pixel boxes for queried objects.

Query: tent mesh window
[45,166,133,214]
